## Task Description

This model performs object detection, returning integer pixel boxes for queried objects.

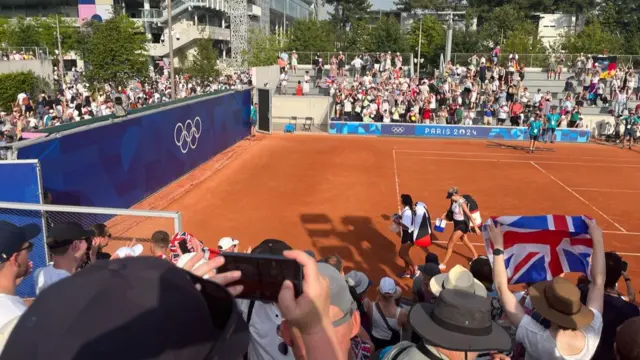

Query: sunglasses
[19,242,34,254]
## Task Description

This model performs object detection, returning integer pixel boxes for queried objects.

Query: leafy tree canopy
[0,16,79,55]
[243,28,280,67]
[79,15,148,91]
[287,19,335,53]
[0,71,50,111]
[369,16,407,53]
[559,21,623,55]
[185,39,220,86]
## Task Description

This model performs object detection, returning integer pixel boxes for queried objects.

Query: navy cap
[2,257,250,360]
[0,221,40,263]
[251,239,292,255]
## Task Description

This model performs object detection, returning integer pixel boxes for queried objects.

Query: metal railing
[452,53,640,69]
[0,47,49,60]
[140,0,223,22]
[281,51,414,66]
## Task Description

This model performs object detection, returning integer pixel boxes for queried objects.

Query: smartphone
[218,253,303,302]
[622,261,628,273]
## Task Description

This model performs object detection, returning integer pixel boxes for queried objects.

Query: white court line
[530,161,627,233]
[573,188,640,193]
[395,149,640,163]
[392,150,401,211]
[401,155,640,168]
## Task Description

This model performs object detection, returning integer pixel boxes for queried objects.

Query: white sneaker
[438,264,447,270]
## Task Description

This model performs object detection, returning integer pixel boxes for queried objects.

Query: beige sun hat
[429,264,487,297]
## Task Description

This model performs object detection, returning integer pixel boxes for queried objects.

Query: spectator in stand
[346,270,373,334]
[239,239,295,359]
[366,277,408,350]
[487,219,605,360]
[411,254,441,304]
[579,251,639,360]
[150,230,170,260]
[78,223,112,270]
[615,317,640,360]
[378,289,512,360]
[0,221,39,329]
[35,221,93,295]
[217,237,240,253]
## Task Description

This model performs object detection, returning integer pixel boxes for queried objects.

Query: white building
[534,13,585,49]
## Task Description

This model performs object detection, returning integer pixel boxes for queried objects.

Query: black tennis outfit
[400,206,414,244]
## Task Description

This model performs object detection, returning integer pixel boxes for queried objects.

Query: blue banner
[17,90,252,208]
[0,161,46,298]
[329,122,590,143]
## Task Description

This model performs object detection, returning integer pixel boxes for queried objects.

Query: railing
[140,0,225,22]
[452,53,640,68]
[147,21,230,56]
[282,51,414,67]
[0,47,49,60]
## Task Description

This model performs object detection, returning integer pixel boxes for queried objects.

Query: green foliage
[407,15,446,64]
[79,15,148,91]
[326,0,372,28]
[0,71,50,111]
[559,21,623,55]
[502,22,547,55]
[478,5,527,47]
[0,16,78,55]
[185,39,220,86]
[369,16,406,53]
[337,20,372,52]
[287,19,335,53]
[395,0,467,11]
[243,28,280,67]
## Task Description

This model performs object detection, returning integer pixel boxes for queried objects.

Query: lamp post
[417,17,423,76]
[56,15,65,88]
[167,0,176,99]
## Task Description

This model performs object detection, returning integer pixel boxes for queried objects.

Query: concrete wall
[537,13,585,48]
[251,65,280,92]
[0,60,54,83]
[272,95,332,131]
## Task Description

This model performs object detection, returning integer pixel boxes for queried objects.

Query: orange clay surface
[105,134,640,296]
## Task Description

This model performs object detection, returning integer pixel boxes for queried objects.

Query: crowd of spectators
[324,50,639,134]
[0,213,639,360]
[0,68,251,151]
[0,51,42,61]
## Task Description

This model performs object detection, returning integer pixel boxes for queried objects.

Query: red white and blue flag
[483,215,593,285]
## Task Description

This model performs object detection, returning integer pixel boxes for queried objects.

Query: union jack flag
[483,215,593,285]
[168,232,219,265]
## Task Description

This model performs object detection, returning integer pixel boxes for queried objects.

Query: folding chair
[289,116,298,131]
[302,117,313,131]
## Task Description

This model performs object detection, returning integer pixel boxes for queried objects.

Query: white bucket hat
[429,264,487,297]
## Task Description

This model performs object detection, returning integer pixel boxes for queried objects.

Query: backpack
[462,194,478,212]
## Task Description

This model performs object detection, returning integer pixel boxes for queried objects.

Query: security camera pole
[167,0,176,99]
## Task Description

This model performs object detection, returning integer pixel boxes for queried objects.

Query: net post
[174,212,183,233]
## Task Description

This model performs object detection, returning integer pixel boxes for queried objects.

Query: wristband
[624,277,631,282]
[493,248,504,256]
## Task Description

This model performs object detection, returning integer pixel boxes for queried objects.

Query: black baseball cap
[0,221,40,263]
[2,257,250,360]
[47,221,95,249]
[445,187,459,199]
[251,239,292,255]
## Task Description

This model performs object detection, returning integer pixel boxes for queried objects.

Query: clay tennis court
[107,134,640,295]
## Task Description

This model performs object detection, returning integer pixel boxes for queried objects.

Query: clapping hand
[486,221,504,249]
[180,247,243,296]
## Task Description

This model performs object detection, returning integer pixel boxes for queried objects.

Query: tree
[0,71,50,111]
[502,22,547,55]
[337,20,372,53]
[0,16,78,56]
[287,19,335,53]
[369,16,406,53]
[79,15,148,91]
[406,15,445,65]
[559,21,623,55]
[478,5,528,47]
[243,28,280,67]
[395,0,467,12]
[551,0,597,35]
[185,39,219,86]
[326,0,371,29]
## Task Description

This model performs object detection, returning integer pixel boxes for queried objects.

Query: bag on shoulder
[462,194,482,227]
[375,302,401,344]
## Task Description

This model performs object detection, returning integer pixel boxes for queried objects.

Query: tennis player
[393,194,419,278]
[438,187,480,270]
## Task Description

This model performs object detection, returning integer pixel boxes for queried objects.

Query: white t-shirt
[451,198,466,221]
[0,294,26,329]
[238,299,293,360]
[516,308,603,360]
[35,265,71,295]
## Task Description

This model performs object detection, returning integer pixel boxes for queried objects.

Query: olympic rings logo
[174,117,202,153]
[391,126,405,134]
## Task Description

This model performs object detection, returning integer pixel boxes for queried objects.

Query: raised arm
[487,221,527,327]
[586,220,605,313]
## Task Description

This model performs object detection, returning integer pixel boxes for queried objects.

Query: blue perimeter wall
[17,89,252,208]
[0,162,46,297]
[329,122,590,143]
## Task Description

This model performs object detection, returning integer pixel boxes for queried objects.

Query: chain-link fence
[0,201,182,297]
[452,53,640,69]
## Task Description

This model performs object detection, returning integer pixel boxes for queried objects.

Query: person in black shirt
[580,251,639,360]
